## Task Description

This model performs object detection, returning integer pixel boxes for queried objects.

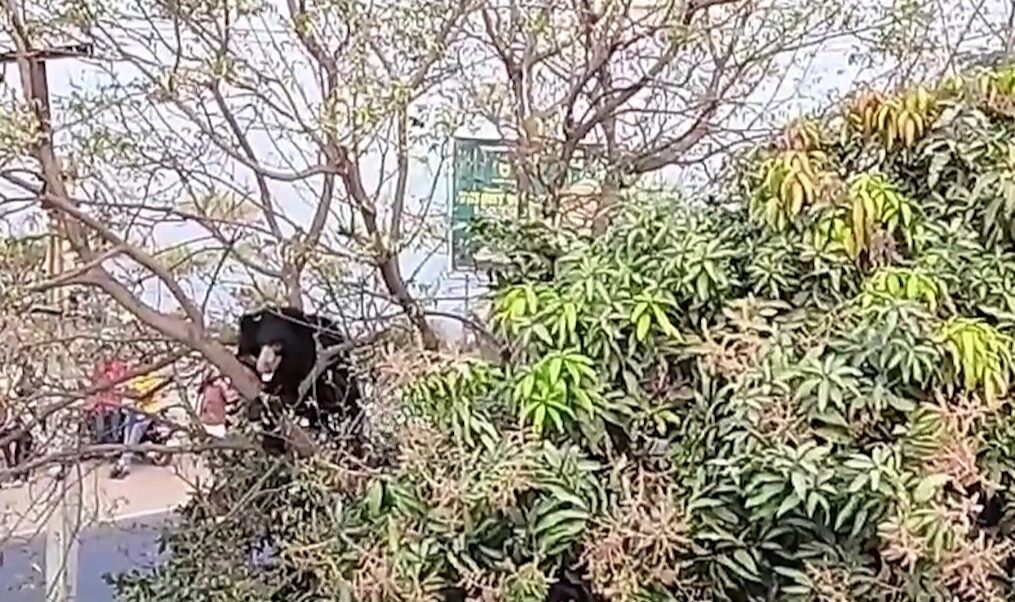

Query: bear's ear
[237,313,263,348]
[239,311,263,329]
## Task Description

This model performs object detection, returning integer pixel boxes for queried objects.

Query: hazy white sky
[1,0,1009,336]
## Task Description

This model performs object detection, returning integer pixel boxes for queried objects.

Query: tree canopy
[109,60,1015,602]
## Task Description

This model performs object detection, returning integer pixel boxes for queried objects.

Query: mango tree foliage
[112,64,1015,601]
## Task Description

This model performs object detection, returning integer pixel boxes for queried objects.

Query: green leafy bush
[114,66,1015,602]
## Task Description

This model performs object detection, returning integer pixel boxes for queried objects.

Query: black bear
[236,306,363,454]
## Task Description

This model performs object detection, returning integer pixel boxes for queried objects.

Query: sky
[1,0,1009,341]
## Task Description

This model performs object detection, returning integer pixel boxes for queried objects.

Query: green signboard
[450,137,598,271]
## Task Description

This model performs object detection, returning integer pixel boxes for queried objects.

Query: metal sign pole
[38,154,84,602]
[43,204,82,602]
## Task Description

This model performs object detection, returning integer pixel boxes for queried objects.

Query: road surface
[1,511,171,602]
[0,460,205,602]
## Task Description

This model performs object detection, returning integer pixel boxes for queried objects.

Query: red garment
[199,377,235,426]
[89,359,127,410]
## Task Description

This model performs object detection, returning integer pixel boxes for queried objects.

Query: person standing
[88,348,127,444]
[197,373,234,439]
[0,401,34,485]
[1,363,37,485]
[190,372,237,485]
[111,371,169,478]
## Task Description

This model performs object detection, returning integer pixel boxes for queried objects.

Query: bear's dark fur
[236,306,362,453]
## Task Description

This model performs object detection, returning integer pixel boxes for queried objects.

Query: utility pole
[1,42,94,602]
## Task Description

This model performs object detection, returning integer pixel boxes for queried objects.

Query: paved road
[1,460,205,535]
[1,512,171,602]
[0,461,205,602]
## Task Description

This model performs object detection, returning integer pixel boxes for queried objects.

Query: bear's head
[236,307,318,394]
